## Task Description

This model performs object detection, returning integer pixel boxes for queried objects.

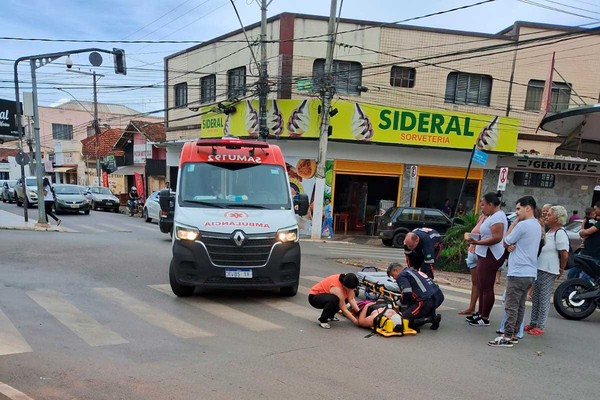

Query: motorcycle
[129,199,144,217]
[553,254,600,320]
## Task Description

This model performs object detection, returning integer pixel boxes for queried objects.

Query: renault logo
[232,230,246,247]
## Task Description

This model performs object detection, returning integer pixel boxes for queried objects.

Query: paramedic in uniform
[403,228,443,280]
[387,263,444,330]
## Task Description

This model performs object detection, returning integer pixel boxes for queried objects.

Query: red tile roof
[81,128,125,158]
[0,148,19,162]
[130,120,165,142]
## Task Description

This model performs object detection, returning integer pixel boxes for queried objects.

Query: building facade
[164,13,600,232]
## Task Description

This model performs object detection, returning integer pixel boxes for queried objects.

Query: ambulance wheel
[382,239,393,247]
[169,260,195,297]
[392,232,406,248]
[280,283,298,297]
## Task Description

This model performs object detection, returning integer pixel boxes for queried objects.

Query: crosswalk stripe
[97,223,131,232]
[298,285,311,295]
[121,222,157,232]
[256,298,316,322]
[26,290,128,347]
[149,285,283,332]
[318,248,403,258]
[301,276,322,282]
[0,308,32,356]
[93,288,212,338]
[0,382,35,400]
[76,225,106,233]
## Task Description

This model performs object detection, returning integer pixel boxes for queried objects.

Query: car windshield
[91,187,113,195]
[180,162,291,210]
[7,181,17,187]
[25,178,37,186]
[54,185,83,195]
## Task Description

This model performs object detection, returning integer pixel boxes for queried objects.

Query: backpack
[557,228,576,270]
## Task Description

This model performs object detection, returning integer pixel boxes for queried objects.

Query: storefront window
[513,172,555,188]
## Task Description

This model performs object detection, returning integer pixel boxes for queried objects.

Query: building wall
[481,169,596,214]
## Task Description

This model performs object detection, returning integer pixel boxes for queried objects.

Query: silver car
[14,177,38,207]
[142,191,161,223]
[53,184,92,215]
[2,180,17,203]
[85,186,120,212]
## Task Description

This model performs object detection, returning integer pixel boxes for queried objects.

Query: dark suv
[377,207,453,247]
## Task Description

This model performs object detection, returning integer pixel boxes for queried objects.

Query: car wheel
[143,208,151,223]
[392,232,406,248]
[114,207,120,213]
[91,201,97,211]
[84,209,90,215]
[169,260,195,297]
[382,239,393,247]
[280,283,298,297]
[17,198,22,207]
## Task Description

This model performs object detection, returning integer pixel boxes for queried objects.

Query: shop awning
[53,166,76,173]
[112,165,145,176]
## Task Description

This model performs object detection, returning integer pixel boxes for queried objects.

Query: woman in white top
[526,205,569,336]
[465,192,508,326]
[43,177,61,225]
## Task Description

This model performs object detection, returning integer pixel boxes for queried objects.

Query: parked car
[84,186,120,212]
[377,207,453,247]
[14,176,39,207]
[142,191,160,223]
[53,184,91,214]
[1,180,17,203]
[563,219,584,251]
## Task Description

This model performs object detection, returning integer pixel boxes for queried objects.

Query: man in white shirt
[489,196,541,348]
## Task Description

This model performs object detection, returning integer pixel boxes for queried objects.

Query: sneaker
[430,314,441,330]
[488,336,513,348]
[319,322,331,329]
[329,316,340,322]
[510,337,519,344]
[524,324,536,332]
[465,313,480,323]
[469,317,490,326]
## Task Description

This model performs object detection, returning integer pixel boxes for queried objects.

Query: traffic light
[113,48,127,75]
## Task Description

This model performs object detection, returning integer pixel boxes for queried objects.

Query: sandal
[524,324,536,332]
[528,327,544,336]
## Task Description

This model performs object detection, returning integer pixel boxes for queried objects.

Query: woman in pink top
[309,273,360,329]
[458,213,486,315]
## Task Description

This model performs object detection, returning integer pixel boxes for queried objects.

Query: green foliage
[439,211,479,273]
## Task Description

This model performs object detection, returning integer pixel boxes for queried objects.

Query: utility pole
[93,71,101,186]
[310,0,338,240]
[257,0,269,140]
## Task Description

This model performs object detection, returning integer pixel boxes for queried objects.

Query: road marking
[0,382,35,400]
[297,285,311,295]
[93,288,212,338]
[75,224,106,233]
[0,308,32,356]
[317,248,404,259]
[121,222,158,232]
[26,289,128,347]
[256,298,317,322]
[149,285,283,332]
[97,223,131,232]
[301,276,322,282]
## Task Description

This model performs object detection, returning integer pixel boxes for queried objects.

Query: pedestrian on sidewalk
[321,198,334,239]
[465,192,508,327]
[525,205,569,336]
[489,196,541,348]
[458,213,486,315]
[42,177,60,226]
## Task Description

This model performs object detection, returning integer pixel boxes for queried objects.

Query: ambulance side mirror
[159,189,174,212]
[294,194,309,216]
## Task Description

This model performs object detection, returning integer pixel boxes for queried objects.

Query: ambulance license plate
[225,269,252,278]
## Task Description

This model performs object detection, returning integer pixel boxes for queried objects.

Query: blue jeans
[567,267,593,283]
[322,218,333,238]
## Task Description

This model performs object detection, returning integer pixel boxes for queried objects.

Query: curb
[0,225,64,232]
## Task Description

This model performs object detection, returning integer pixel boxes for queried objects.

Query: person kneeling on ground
[387,263,444,330]
[308,273,360,329]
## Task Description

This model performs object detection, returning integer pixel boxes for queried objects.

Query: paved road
[0,203,598,399]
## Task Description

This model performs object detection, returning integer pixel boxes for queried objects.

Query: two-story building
[164,13,600,232]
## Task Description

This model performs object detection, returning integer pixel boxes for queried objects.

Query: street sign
[297,79,313,91]
[497,167,509,191]
[473,148,488,166]
[14,151,30,166]
[0,98,21,140]
[409,165,418,188]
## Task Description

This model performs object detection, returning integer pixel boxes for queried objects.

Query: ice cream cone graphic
[476,116,499,151]
[245,100,259,137]
[268,100,283,138]
[351,103,374,141]
[287,99,310,137]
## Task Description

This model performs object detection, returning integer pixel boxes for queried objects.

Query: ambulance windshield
[180,162,291,210]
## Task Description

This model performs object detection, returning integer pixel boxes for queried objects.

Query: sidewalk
[301,233,382,246]
[0,209,64,232]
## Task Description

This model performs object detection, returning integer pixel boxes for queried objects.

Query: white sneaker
[319,322,331,329]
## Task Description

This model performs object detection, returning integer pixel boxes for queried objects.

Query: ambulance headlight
[175,224,200,241]
[277,227,298,243]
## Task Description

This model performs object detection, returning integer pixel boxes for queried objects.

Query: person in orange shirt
[308,273,360,329]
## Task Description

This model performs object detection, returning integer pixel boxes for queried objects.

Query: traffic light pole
[93,71,101,186]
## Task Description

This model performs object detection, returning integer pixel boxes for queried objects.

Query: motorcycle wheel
[553,278,597,320]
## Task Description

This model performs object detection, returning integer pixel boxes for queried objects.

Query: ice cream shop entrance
[412,166,482,217]
[331,160,403,235]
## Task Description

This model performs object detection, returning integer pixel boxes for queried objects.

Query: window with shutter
[174,83,187,108]
[524,79,571,112]
[312,59,362,96]
[200,74,216,104]
[445,72,492,106]
[227,67,246,100]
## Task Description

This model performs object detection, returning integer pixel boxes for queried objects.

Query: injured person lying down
[356,300,417,336]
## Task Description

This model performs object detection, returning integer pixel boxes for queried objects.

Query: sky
[0,0,597,115]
